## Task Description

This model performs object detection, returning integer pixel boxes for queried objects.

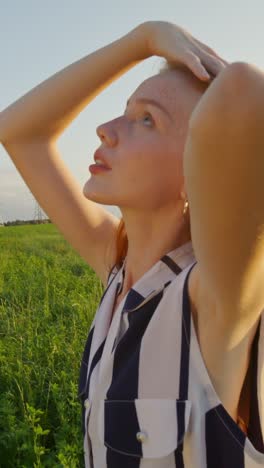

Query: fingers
[182,34,228,81]
[193,38,230,67]
[184,50,226,83]
[184,52,212,81]
[190,45,226,79]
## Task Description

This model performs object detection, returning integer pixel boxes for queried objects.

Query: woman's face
[83,69,206,211]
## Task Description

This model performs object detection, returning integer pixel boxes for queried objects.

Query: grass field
[0,223,104,467]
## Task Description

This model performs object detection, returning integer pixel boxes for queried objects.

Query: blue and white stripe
[78,241,264,467]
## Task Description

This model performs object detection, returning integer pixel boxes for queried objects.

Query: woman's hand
[143,21,229,82]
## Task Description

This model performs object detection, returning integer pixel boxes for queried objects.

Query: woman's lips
[89,164,112,174]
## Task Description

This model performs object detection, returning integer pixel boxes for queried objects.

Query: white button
[84,398,90,409]
[136,430,148,443]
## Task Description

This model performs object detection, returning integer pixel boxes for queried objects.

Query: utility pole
[30,190,47,223]
[33,201,47,223]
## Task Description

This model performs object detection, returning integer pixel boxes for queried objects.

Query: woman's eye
[124,110,154,126]
[141,113,154,126]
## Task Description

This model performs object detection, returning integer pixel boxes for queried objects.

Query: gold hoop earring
[183,199,189,216]
[180,191,189,217]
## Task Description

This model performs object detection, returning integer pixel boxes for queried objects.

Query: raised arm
[185,61,264,337]
[0,24,150,143]
[0,23,151,286]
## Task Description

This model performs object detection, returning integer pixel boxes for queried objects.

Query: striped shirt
[78,240,264,467]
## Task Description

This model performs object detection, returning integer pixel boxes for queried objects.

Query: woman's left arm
[184,61,264,341]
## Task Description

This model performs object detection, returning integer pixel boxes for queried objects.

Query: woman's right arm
[0,23,151,287]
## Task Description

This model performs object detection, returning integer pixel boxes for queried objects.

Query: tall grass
[0,224,103,467]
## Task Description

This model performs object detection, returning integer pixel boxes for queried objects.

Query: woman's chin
[83,189,103,203]
[82,185,112,205]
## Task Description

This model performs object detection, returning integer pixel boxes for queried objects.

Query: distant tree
[3,219,52,227]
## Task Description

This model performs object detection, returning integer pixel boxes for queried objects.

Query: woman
[1,21,263,467]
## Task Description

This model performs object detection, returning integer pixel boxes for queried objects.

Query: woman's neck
[119,205,191,296]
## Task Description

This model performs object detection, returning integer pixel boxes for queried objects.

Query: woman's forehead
[131,69,206,119]
[130,72,189,117]
[134,71,183,98]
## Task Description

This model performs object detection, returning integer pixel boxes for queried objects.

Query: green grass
[0,224,104,467]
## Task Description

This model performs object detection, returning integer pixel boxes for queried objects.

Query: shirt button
[136,430,148,443]
[84,398,91,409]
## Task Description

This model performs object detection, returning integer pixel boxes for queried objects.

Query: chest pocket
[97,398,192,459]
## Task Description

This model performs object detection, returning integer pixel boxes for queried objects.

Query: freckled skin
[84,68,206,213]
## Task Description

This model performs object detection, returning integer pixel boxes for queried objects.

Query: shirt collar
[116,241,196,313]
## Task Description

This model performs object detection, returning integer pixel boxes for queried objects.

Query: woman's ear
[180,184,187,200]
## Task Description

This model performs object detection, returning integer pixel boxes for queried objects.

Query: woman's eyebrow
[126,97,173,122]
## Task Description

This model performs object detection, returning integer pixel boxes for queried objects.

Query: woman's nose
[96,123,117,146]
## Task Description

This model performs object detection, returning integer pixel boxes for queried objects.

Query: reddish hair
[114,217,128,270]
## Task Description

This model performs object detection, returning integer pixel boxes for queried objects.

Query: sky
[0,0,263,222]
